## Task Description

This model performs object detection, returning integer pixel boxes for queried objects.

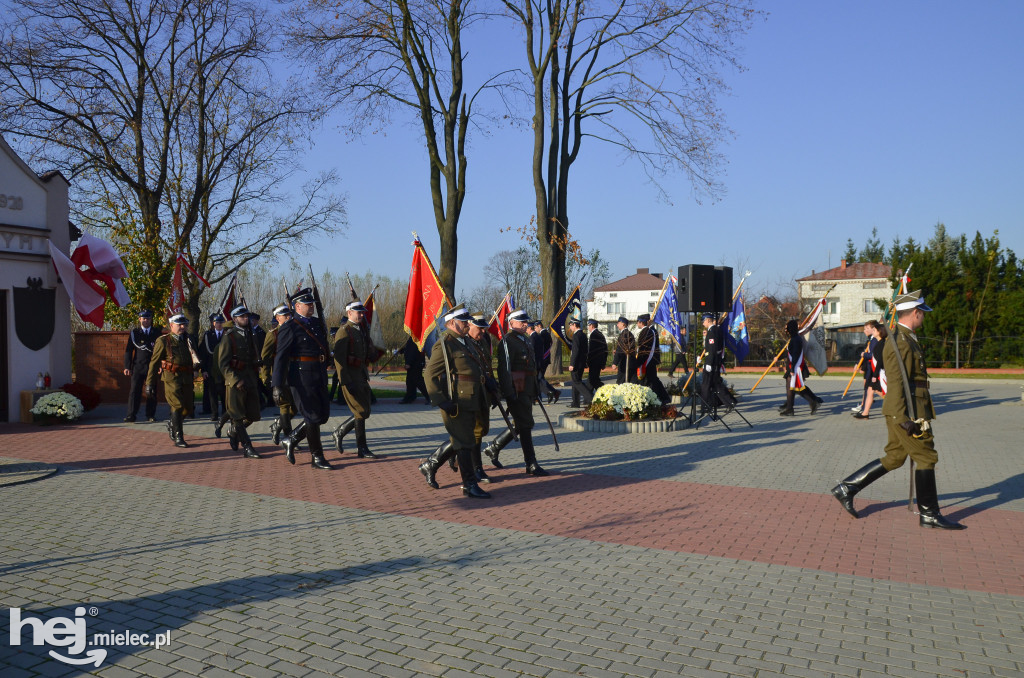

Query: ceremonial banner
[48,233,130,327]
[365,289,385,352]
[168,258,185,315]
[404,237,450,351]
[549,284,582,349]
[723,295,750,363]
[488,292,515,340]
[219,274,237,319]
[801,319,828,376]
[652,275,684,349]
[176,252,210,288]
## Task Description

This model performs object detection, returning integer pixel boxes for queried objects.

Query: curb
[557,412,679,433]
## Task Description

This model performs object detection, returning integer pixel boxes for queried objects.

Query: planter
[557,412,680,433]
[32,413,72,426]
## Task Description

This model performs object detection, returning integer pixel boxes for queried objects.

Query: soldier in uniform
[482,309,548,476]
[636,313,670,404]
[831,290,965,530]
[586,319,607,392]
[612,316,637,384]
[330,302,381,459]
[216,306,262,458]
[261,304,296,445]
[250,312,271,409]
[532,321,560,403]
[423,306,493,498]
[123,309,162,423]
[199,313,226,420]
[700,312,736,414]
[567,318,592,408]
[146,314,200,448]
[273,289,333,470]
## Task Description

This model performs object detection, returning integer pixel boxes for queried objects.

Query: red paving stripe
[8,423,1024,596]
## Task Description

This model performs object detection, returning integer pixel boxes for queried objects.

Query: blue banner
[653,278,684,349]
[549,285,582,349]
[722,295,749,363]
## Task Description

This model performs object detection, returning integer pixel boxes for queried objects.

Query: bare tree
[288,0,510,300]
[500,0,757,330]
[0,0,344,328]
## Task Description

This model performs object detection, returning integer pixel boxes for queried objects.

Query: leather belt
[291,355,326,363]
[456,374,485,383]
[161,361,190,374]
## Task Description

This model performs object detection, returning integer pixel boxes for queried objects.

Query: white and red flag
[48,233,131,327]
[487,292,515,340]
[219,274,238,319]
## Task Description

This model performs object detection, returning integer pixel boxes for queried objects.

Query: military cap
[169,314,189,325]
[209,312,225,323]
[273,304,292,317]
[443,304,472,323]
[508,309,531,323]
[137,309,153,319]
[587,319,598,327]
[616,315,629,325]
[894,289,933,312]
[249,312,260,321]
[346,301,367,312]
[229,305,250,318]
[291,288,315,305]
[701,312,715,322]
[637,313,651,323]
[569,318,581,327]
[470,313,489,328]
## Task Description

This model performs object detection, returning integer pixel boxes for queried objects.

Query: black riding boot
[520,429,548,476]
[227,421,240,450]
[270,418,282,445]
[332,416,356,454]
[472,443,490,483]
[830,460,889,518]
[484,428,515,469]
[458,448,491,498]
[799,388,819,414]
[419,441,454,489]
[354,419,376,458]
[237,424,261,458]
[283,420,308,465]
[214,412,230,438]
[172,412,188,448]
[915,469,966,530]
[165,418,175,443]
[307,424,332,470]
[779,389,796,416]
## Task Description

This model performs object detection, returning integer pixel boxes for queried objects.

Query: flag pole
[681,271,751,392]
[412,233,455,307]
[748,283,837,394]
[487,289,512,325]
[841,263,912,397]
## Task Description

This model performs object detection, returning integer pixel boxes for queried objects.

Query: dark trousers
[700,368,735,409]
[569,371,593,407]
[665,352,688,377]
[202,378,225,417]
[616,362,636,384]
[640,365,670,404]
[587,367,603,392]
[404,368,428,401]
[126,369,157,419]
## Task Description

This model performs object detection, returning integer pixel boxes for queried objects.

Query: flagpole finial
[411,231,419,245]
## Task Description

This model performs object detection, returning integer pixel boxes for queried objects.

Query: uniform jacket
[251,324,267,354]
[882,323,935,422]
[216,326,260,390]
[425,330,487,412]
[587,329,608,371]
[333,321,379,387]
[272,316,330,389]
[613,328,636,368]
[199,328,225,374]
[636,325,660,369]
[147,333,197,414]
[569,329,588,374]
[498,331,539,400]
[704,324,725,370]
[259,325,281,384]
[124,325,163,371]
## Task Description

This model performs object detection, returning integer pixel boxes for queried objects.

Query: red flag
[48,233,131,327]
[404,239,448,350]
[220,274,237,318]
[488,293,514,340]
[176,252,210,288]
[168,258,185,315]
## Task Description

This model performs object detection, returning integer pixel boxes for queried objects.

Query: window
[607,302,625,314]
[863,281,888,289]
[825,301,839,315]
[608,293,618,298]
[864,299,879,313]
[651,291,659,297]
[649,302,656,312]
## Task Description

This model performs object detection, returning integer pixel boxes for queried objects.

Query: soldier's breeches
[880,415,938,471]
[341,380,372,419]
[473,407,490,443]
[225,377,261,423]
[441,410,476,450]
[506,393,534,430]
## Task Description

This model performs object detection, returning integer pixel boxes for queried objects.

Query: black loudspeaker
[713,266,733,312]
[677,264,715,313]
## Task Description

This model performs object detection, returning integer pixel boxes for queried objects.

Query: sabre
[534,388,560,452]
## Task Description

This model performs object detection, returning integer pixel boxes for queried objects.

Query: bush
[61,382,102,411]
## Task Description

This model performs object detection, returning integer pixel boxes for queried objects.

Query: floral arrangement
[30,391,84,423]
[585,383,663,420]
[60,382,101,411]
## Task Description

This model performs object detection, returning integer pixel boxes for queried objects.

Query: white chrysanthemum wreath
[30,392,84,422]
[587,383,663,420]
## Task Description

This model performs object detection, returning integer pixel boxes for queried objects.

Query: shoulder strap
[888,330,917,420]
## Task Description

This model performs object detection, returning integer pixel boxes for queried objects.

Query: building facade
[1,135,73,422]
[590,268,668,336]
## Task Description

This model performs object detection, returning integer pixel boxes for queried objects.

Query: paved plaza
[2,376,1023,677]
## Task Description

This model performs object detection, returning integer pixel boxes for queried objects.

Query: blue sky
[297,0,1024,299]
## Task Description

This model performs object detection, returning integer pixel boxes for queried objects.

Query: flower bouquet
[30,391,84,425]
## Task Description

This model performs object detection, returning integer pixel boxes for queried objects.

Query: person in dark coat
[699,313,736,413]
[531,321,560,403]
[216,306,262,458]
[123,309,162,423]
[400,337,429,404]
[567,318,592,408]
[612,316,637,384]
[586,319,607,392]
[273,288,333,470]
[779,318,819,416]
[636,313,670,404]
[261,305,297,445]
[198,313,226,420]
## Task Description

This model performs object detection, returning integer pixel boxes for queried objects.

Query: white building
[1,135,73,423]
[590,268,668,336]
[797,260,894,328]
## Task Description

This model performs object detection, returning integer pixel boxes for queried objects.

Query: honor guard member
[123,309,162,422]
[586,319,607,392]
[216,305,262,458]
[146,314,201,447]
[567,318,593,408]
[831,290,965,530]
[699,312,736,413]
[483,309,548,476]
[423,305,493,498]
[636,313,670,404]
[612,316,637,384]
[261,304,296,445]
[779,318,819,416]
[418,312,500,489]
[250,312,271,408]
[531,321,561,403]
[330,301,381,459]
[199,313,227,420]
[273,288,333,470]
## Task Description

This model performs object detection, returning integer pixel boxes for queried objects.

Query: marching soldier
[274,288,333,470]
[567,317,592,408]
[612,316,637,384]
[700,312,737,413]
[423,305,493,498]
[216,306,262,458]
[636,313,670,403]
[482,309,548,476]
[123,309,162,423]
[260,304,296,445]
[586,318,608,392]
[831,290,965,530]
[146,314,200,448]
[199,313,226,420]
[331,302,381,459]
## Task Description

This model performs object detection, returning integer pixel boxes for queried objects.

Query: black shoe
[448,454,458,472]
[243,447,261,459]
[551,391,560,404]
[915,469,966,530]
[124,416,136,423]
[462,483,492,499]
[271,420,282,445]
[214,418,225,438]
[919,512,967,530]
[484,444,503,469]
[210,415,219,422]
[311,453,333,470]
[831,460,889,519]
[526,463,549,477]
[777,404,788,413]
[852,412,869,419]
[356,446,377,459]
[146,417,156,423]
[475,468,491,484]
[419,460,440,489]
[809,399,820,415]
[284,441,296,465]
[779,408,795,416]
